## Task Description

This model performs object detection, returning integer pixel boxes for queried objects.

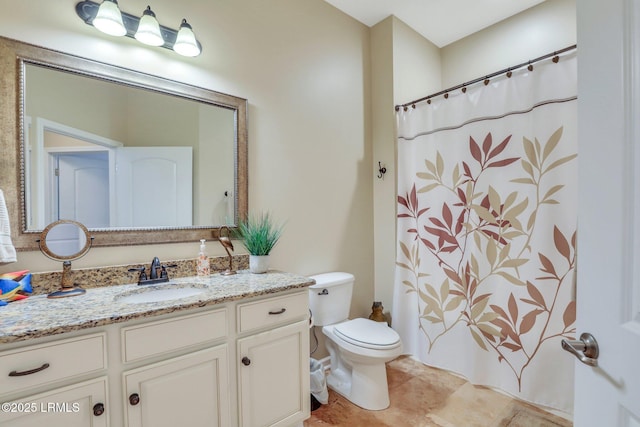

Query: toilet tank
[308,272,354,326]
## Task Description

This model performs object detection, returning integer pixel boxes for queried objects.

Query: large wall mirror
[0,36,247,250]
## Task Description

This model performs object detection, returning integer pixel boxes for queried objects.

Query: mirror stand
[48,261,87,298]
[38,220,93,298]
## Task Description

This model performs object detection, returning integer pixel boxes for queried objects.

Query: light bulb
[173,19,201,57]
[135,6,164,46]
[92,0,126,37]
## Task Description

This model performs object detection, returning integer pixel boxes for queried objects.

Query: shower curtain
[393,52,577,414]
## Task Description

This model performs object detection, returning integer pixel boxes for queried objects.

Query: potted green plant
[238,212,285,273]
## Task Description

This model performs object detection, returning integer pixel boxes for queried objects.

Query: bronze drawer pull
[268,308,286,315]
[8,363,50,377]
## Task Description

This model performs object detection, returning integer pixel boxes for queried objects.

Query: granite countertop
[0,270,314,344]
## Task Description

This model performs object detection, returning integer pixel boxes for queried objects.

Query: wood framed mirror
[0,36,248,250]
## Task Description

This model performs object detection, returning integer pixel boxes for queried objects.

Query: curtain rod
[395,44,577,111]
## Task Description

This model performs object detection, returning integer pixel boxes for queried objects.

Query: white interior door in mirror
[115,147,193,227]
[36,120,122,230]
[54,152,110,228]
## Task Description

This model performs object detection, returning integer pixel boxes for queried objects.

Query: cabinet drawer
[0,377,109,426]
[0,333,107,396]
[237,292,308,334]
[121,308,228,363]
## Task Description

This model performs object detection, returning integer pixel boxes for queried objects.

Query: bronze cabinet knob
[129,393,140,406]
[93,403,105,416]
[241,356,251,366]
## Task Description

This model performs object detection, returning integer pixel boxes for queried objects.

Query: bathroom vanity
[0,271,313,427]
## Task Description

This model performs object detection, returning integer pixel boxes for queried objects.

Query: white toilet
[308,272,402,410]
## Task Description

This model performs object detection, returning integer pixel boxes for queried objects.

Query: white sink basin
[118,285,204,304]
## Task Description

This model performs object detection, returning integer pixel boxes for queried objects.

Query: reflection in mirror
[24,63,235,230]
[38,219,93,298]
[0,36,248,249]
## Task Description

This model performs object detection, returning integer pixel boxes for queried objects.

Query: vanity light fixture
[75,0,202,57]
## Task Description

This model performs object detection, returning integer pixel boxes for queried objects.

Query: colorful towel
[0,270,32,306]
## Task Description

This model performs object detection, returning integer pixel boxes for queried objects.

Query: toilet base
[326,360,391,410]
[321,321,402,411]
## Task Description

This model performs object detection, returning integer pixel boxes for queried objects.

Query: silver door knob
[561,332,599,366]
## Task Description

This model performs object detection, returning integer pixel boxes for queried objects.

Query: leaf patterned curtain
[393,51,577,415]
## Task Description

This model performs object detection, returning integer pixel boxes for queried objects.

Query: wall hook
[377,162,387,179]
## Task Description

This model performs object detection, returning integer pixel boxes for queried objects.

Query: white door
[0,377,108,427]
[54,152,110,227]
[573,0,640,425]
[123,346,230,427]
[115,147,192,227]
[237,320,309,427]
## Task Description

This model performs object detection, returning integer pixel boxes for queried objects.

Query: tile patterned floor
[304,356,572,427]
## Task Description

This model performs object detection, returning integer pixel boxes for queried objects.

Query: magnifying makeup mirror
[38,219,93,298]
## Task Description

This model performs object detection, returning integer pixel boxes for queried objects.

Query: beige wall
[370,16,443,317]
[370,18,395,319]
[392,18,442,106]
[441,0,577,87]
[0,0,374,321]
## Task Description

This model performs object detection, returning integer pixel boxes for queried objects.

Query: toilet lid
[334,318,400,350]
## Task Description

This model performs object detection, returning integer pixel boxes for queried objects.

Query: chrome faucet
[129,257,176,285]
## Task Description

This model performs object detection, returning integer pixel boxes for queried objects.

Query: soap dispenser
[197,239,210,277]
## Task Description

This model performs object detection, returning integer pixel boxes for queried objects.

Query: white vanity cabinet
[0,377,109,427]
[236,292,310,427]
[120,309,230,427]
[0,286,310,427]
[123,346,230,427]
[0,333,109,426]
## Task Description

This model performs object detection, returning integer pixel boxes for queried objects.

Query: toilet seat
[333,318,401,350]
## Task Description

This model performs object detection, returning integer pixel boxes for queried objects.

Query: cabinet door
[237,320,310,427]
[123,345,229,427]
[0,377,108,427]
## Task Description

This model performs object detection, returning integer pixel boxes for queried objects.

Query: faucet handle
[159,264,178,280]
[128,267,147,283]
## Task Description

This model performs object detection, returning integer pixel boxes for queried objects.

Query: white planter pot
[249,255,270,274]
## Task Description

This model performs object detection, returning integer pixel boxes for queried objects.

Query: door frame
[31,117,122,228]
